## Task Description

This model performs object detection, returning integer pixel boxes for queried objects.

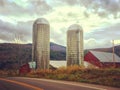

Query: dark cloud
[101,0,120,11]
[0,0,52,16]
[59,0,120,18]
[0,0,52,42]
[0,0,119,18]
[0,20,33,42]
[62,0,79,5]
[85,23,120,40]
[0,0,27,16]
[0,0,4,6]
[84,0,120,18]
[27,0,52,15]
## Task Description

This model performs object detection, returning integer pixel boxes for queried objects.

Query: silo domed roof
[68,24,83,31]
[34,18,49,25]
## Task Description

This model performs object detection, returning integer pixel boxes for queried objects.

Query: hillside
[50,42,66,52]
[50,42,66,60]
[0,42,120,70]
[0,43,66,69]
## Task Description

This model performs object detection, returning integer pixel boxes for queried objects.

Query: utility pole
[76,30,79,65]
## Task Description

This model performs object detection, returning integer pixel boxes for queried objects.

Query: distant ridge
[50,42,66,52]
[0,42,120,69]
[0,42,66,60]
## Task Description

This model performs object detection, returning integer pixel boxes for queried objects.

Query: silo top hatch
[34,18,49,25]
[68,24,83,31]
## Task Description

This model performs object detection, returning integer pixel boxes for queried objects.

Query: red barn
[19,63,31,75]
[84,50,120,68]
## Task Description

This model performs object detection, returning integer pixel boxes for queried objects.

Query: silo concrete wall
[67,24,84,66]
[32,18,50,69]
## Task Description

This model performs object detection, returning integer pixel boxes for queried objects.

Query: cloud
[0,20,33,43]
[85,23,120,40]
[84,38,112,49]
[50,27,67,46]
[84,23,120,49]
[84,38,99,49]
[0,0,120,49]
[0,0,52,17]
[54,0,120,18]
[42,4,120,47]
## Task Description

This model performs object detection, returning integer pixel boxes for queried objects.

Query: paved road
[0,77,119,90]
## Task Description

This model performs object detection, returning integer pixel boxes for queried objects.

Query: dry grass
[26,66,120,87]
[1,66,120,87]
[0,70,18,77]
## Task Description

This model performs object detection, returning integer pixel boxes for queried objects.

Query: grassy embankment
[0,70,18,77]
[26,65,120,87]
[0,66,120,87]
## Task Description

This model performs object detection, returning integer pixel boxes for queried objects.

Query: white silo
[32,18,50,69]
[67,24,84,66]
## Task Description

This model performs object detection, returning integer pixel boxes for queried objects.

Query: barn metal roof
[90,50,120,62]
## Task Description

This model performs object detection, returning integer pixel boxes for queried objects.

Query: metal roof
[90,50,120,62]
[50,60,66,68]
[34,18,49,25]
[68,24,83,31]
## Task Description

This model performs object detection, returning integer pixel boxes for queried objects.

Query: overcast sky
[0,0,120,49]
